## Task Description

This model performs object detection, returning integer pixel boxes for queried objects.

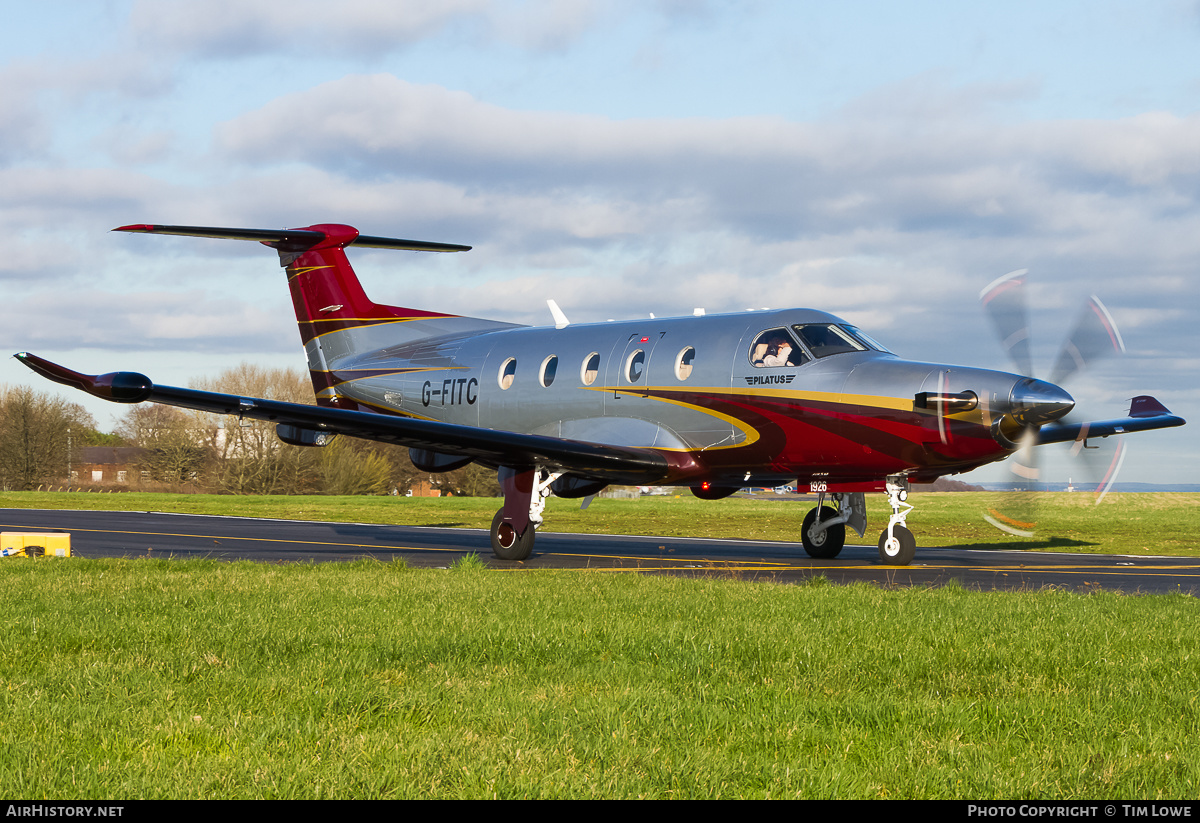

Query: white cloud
[214,75,1200,221]
[3,289,293,354]
[128,0,592,58]
[91,126,176,166]
[0,65,52,164]
[487,0,609,51]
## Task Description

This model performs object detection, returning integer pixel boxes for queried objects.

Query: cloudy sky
[2,0,1196,485]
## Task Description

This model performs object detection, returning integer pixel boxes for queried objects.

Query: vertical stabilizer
[271,224,459,346]
[115,222,515,408]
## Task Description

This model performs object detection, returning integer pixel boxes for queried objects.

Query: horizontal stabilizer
[14,352,668,485]
[1037,395,1185,445]
[114,224,471,253]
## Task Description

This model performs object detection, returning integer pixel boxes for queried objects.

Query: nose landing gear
[878,476,916,565]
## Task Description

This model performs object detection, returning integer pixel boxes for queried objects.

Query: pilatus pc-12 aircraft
[16,223,1186,565]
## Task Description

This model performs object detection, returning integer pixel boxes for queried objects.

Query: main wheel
[801,506,845,559]
[878,525,916,566]
[490,510,535,561]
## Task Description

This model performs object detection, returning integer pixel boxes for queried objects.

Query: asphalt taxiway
[1,508,1196,595]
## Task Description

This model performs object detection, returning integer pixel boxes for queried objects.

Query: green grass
[2,490,1197,556]
[0,559,1197,798]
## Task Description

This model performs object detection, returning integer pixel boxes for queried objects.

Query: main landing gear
[489,466,559,561]
[490,509,535,560]
[801,476,918,565]
[801,491,867,559]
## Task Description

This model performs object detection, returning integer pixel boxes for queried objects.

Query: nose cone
[1009,378,1074,426]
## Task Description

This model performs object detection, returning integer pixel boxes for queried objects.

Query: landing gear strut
[801,506,844,558]
[878,475,916,565]
[801,492,866,559]
[489,466,559,561]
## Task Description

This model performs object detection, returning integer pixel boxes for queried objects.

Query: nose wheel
[878,525,915,565]
[878,476,917,565]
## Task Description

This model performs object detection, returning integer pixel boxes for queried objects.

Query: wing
[14,353,670,485]
[1036,395,1185,445]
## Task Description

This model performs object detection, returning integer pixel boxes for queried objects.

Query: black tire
[801,506,845,559]
[490,510,535,561]
[878,525,916,566]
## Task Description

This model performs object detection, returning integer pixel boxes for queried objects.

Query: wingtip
[1129,395,1172,418]
[13,352,153,404]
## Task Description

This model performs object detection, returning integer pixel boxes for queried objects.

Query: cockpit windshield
[841,325,892,354]
[791,324,879,358]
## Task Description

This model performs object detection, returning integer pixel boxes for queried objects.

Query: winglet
[1129,395,1172,418]
[13,353,153,404]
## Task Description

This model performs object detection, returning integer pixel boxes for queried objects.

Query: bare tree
[444,463,501,497]
[319,437,391,495]
[0,386,95,490]
[191,364,319,494]
[115,404,214,487]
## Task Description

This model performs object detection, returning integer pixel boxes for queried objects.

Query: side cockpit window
[750,328,807,368]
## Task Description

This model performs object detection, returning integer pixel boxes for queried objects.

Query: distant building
[74,446,149,484]
[408,477,446,497]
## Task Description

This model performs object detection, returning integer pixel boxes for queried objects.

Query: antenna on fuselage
[547,300,569,329]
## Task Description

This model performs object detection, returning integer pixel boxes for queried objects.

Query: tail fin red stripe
[276,224,462,344]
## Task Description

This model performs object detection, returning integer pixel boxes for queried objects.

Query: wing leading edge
[1036,395,1185,445]
[14,353,670,485]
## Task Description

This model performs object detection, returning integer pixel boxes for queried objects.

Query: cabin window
[626,349,646,382]
[581,352,600,385]
[675,347,695,380]
[539,355,558,388]
[749,328,807,368]
[498,357,517,390]
[791,324,867,358]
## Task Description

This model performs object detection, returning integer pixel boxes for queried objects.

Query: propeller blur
[978,269,1174,537]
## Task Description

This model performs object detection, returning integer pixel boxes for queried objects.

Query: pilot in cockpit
[751,332,797,368]
[762,336,794,367]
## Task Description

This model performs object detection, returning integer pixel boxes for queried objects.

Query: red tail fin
[114,222,501,408]
[271,223,459,347]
